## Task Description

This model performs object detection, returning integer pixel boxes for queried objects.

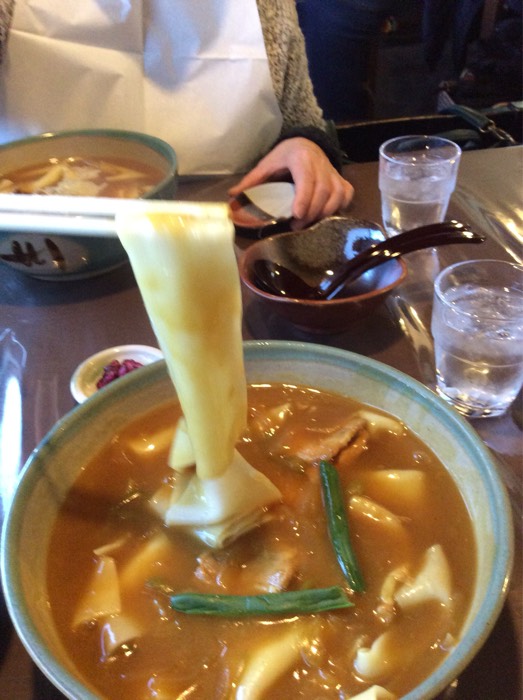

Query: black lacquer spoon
[253,220,485,301]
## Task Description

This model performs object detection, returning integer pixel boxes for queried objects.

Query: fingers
[229,136,354,228]
[228,156,288,196]
[228,168,267,197]
[291,156,354,227]
[291,175,329,223]
[292,177,354,229]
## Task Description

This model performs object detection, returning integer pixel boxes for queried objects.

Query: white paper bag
[0,0,282,174]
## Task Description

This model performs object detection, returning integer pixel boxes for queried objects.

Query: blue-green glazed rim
[0,341,514,700]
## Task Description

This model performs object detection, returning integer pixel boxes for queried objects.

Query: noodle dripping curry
[45,203,475,700]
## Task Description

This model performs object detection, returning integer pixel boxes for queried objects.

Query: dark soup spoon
[253,220,485,301]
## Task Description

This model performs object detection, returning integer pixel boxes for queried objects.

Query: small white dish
[229,182,296,234]
[70,344,163,404]
[243,182,295,220]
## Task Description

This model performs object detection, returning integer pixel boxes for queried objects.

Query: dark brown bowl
[238,216,407,333]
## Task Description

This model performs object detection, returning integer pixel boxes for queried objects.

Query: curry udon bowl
[0,129,178,280]
[0,341,513,700]
[238,217,407,333]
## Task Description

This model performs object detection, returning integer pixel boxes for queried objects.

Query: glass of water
[431,259,523,418]
[379,135,461,237]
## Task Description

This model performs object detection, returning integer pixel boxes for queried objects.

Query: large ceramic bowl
[238,217,407,333]
[0,129,178,280]
[0,341,513,700]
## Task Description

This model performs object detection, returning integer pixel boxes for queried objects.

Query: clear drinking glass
[379,135,461,237]
[431,259,523,418]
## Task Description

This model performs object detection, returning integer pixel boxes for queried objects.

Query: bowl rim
[238,225,408,305]
[0,340,514,700]
[0,128,178,200]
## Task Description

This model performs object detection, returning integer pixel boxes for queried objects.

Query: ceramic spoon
[253,220,485,301]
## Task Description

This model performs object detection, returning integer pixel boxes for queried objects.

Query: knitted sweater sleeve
[0,0,14,65]
[256,0,343,171]
[256,0,325,131]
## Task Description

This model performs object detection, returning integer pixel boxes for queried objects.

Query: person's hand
[228,137,354,229]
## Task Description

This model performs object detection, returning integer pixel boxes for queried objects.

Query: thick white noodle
[116,202,281,541]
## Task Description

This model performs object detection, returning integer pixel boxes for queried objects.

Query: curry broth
[47,383,476,699]
[0,156,164,198]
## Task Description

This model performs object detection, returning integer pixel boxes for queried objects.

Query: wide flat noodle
[116,202,246,480]
[166,449,280,526]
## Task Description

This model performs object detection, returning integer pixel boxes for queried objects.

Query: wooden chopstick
[0,195,232,237]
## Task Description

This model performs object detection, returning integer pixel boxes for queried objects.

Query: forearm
[256,0,344,171]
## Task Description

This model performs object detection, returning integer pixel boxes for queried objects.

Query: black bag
[335,102,522,163]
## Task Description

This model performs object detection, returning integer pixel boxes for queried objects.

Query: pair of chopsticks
[0,195,236,238]
[0,194,124,237]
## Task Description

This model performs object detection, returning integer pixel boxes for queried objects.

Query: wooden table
[1,147,521,699]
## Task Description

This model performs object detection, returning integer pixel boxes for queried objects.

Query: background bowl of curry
[0,341,513,699]
[0,129,178,280]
